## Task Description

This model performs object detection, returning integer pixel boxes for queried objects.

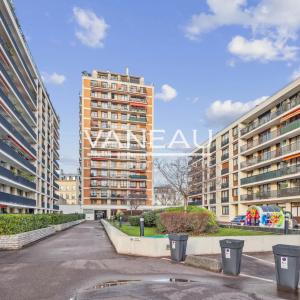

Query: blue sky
[14,0,300,172]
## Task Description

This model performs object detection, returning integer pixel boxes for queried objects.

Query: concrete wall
[102,220,300,257]
[59,205,83,214]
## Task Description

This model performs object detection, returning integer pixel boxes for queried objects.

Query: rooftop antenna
[125,67,129,76]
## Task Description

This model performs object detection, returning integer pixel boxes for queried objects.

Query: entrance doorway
[95,210,106,220]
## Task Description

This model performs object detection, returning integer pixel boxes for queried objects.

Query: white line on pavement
[242,254,275,265]
[240,273,275,283]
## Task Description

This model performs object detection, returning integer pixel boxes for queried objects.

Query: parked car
[230,215,246,226]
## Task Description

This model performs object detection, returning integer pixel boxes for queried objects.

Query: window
[111,83,117,90]
[210,206,216,214]
[233,142,238,153]
[222,206,229,215]
[232,188,238,197]
[232,126,238,137]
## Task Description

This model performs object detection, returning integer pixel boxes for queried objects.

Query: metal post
[284,213,289,235]
[119,216,122,228]
[140,217,144,237]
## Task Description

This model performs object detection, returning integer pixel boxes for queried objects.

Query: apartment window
[140,181,146,188]
[91,190,97,197]
[100,180,108,187]
[111,123,118,129]
[222,206,229,215]
[120,180,127,187]
[233,157,238,168]
[102,102,108,108]
[233,172,238,182]
[101,112,108,119]
[91,170,97,177]
[91,111,98,118]
[101,82,108,88]
[232,188,238,197]
[121,114,127,121]
[101,122,108,129]
[130,181,137,188]
[232,126,238,137]
[210,206,216,214]
[111,83,117,90]
[221,132,229,145]
[111,113,118,120]
[233,142,238,154]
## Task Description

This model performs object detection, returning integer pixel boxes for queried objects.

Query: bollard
[140,217,144,237]
[119,216,122,228]
[284,213,289,235]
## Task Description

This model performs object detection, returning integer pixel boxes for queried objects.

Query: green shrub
[128,215,140,226]
[142,211,157,227]
[0,214,85,235]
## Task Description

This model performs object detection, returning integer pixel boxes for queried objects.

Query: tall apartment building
[188,79,300,222]
[80,70,153,219]
[0,0,60,213]
[58,172,80,205]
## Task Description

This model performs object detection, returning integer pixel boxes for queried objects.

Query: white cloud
[228,36,298,62]
[42,72,66,85]
[291,67,300,81]
[184,0,300,62]
[206,96,268,126]
[156,84,177,102]
[73,7,108,48]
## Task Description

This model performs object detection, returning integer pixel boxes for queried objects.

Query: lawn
[112,223,272,237]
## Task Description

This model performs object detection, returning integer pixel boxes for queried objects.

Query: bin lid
[168,233,189,241]
[273,244,300,257]
[220,239,244,249]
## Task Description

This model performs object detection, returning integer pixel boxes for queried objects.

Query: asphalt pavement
[0,221,297,300]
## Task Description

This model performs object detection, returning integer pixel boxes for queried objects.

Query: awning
[281,108,300,122]
[283,152,300,161]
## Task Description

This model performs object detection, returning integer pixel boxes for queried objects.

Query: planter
[0,219,85,250]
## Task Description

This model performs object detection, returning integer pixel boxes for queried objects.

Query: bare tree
[154,157,189,212]
[128,198,140,215]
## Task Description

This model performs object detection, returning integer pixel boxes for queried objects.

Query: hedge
[0,214,85,235]
[128,215,140,226]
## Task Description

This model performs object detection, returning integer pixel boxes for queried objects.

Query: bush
[142,211,157,227]
[0,214,85,235]
[158,211,216,235]
[128,215,140,226]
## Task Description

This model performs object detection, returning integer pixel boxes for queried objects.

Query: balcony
[0,113,36,156]
[0,36,36,107]
[0,140,35,173]
[0,191,35,207]
[210,145,216,153]
[281,119,300,135]
[209,198,216,204]
[241,164,300,185]
[221,196,229,203]
[241,186,300,201]
[54,182,59,190]
[129,174,147,179]
[0,10,36,93]
[221,182,229,189]
[210,159,216,166]
[0,82,36,138]
[129,193,147,199]
[0,166,35,189]
[221,139,229,147]
[221,168,229,175]
[209,185,216,192]
[53,204,59,210]
[129,116,147,123]
[240,97,300,136]
[189,190,202,196]
[241,140,300,169]
[221,153,229,161]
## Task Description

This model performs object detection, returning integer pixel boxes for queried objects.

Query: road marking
[242,254,275,265]
[161,257,185,264]
[240,273,274,283]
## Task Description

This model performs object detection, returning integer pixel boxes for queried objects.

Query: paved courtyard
[0,221,297,300]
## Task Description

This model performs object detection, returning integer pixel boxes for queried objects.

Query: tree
[154,157,189,212]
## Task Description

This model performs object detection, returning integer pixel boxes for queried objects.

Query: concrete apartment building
[80,70,153,219]
[188,79,300,222]
[0,0,60,213]
[58,173,80,205]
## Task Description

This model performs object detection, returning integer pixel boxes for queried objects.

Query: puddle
[94,278,197,289]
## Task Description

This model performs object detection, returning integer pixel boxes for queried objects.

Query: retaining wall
[102,220,300,257]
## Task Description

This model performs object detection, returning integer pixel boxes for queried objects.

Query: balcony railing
[241,164,300,185]
[221,182,229,189]
[53,204,59,210]
[210,159,216,166]
[129,193,147,199]
[281,119,300,135]
[0,36,36,106]
[221,153,229,161]
[221,168,229,175]
[241,141,300,169]
[0,11,36,100]
[241,186,300,201]
[240,97,300,136]
[210,145,216,153]
[0,140,35,172]
[0,113,36,156]
[221,196,229,203]
[129,174,147,179]
[0,69,37,136]
[129,116,147,123]
[0,191,35,207]
[209,198,216,204]
[0,166,35,189]
[209,186,216,192]
[221,139,229,147]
